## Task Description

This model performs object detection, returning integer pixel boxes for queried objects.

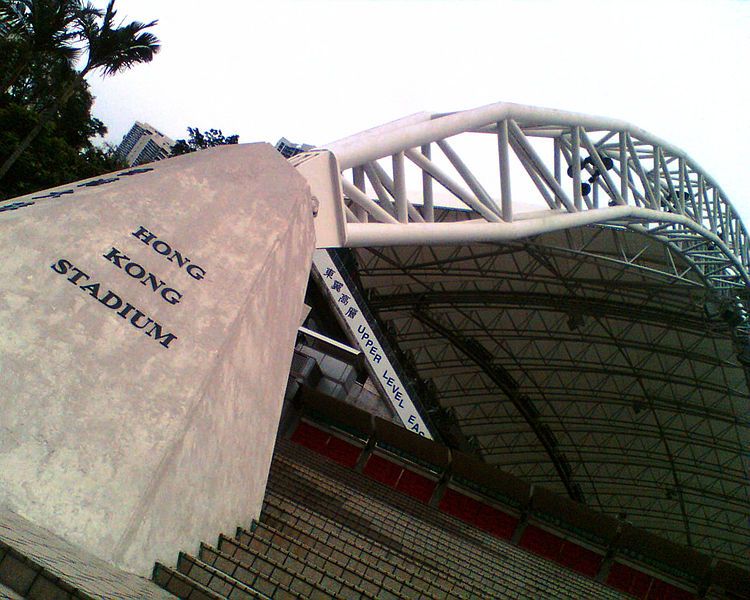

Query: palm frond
[85,13,159,76]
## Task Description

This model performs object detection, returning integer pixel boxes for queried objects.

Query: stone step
[260,492,490,598]
[0,542,94,600]
[197,542,349,600]
[175,553,269,600]
[271,443,562,580]
[268,458,603,599]
[256,504,482,599]
[152,562,227,600]
[263,483,516,597]
[230,524,436,600]
[240,521,450,600]
[270,442,622,599]
[0,582,25,600]
[0,507,173,600]
[269,445,514,576]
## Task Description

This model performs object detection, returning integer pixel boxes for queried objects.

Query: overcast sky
[89,0,750,223]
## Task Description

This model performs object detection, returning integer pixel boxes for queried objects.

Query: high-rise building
[275,137,315,159]
[117,121,175,166]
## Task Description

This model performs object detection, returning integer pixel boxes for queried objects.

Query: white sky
[89,0,750,223]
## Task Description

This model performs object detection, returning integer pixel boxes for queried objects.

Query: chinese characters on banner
[312,250,433,439]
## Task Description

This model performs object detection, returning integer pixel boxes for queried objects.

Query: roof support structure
[296,102,750,567]
[316,101,749,333]
[413,309,585,503]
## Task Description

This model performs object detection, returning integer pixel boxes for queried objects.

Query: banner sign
[312,250,433,439]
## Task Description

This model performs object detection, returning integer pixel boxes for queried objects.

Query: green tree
[0,0,87,96]
[171,127,240,156]
[0,0,160,183]
[0,73,124,199]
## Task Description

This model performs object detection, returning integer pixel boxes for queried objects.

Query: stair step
[269,442,620,599]
[240,523,437,599]
[271,448,530,566]
[265,478,498,589]
[175,553,270,600]
[268,453,509,580]
[262,491,494,597]
[152,436,630,600]
[198,543,349,600]
[228,527,424,600]
[0,581,25,600]
[152,562,228,600]
[238,520,460,599]
[266,467,569,598]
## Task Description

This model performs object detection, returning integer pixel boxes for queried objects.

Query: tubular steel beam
[498,119,513,222]
[413,310,585,503]
[314,100,749,334]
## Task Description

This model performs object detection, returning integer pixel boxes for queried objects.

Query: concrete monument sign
[0,143,315,574]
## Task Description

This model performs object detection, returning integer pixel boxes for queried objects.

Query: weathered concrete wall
[0,143,315,575]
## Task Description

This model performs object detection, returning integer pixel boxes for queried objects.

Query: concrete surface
[0,582,25,600]
[0,506,175,599]
[0,143,315,575]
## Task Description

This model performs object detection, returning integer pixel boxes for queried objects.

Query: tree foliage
[0,0,86,94]
[0,77,123,199]
[75,0,159,78]
[171,127,240,156]
[0,0,160,199]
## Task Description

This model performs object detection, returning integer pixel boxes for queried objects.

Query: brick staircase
[1,390,745,598]
[149,384,750,599]
[153,437,632,599]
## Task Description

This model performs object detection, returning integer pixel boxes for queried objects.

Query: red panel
[630,570,654,599]
[290,422,330,453]
[648,579,695,600]
[557,540,602,577]
[665,584,696,600]
[439,488,482,523]
[473,504,517,540]
[437,488,463,515]
[321,436,361,468]
[519,525,564,561]
[396,469,436,504]
[607,561,636,594]
[363,454,403,487]
[607,562,653,599]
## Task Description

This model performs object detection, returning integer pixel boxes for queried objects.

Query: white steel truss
[300,102,750,568]
[318,102,749,333]
[349,231,748,566]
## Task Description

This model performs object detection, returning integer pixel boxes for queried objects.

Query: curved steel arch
[300,102,750,566]
[319,101,749,331]
[345,235,748,564]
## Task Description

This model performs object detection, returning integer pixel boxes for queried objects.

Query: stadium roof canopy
[310,102,750,567]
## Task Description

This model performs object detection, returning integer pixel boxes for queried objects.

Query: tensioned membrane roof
[317,102,750,569]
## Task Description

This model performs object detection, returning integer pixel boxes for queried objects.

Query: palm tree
[1,0,77,94]
[0,0,159,183]
[75,0,159,78]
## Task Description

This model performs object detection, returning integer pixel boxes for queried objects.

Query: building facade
[117,122,175,166]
